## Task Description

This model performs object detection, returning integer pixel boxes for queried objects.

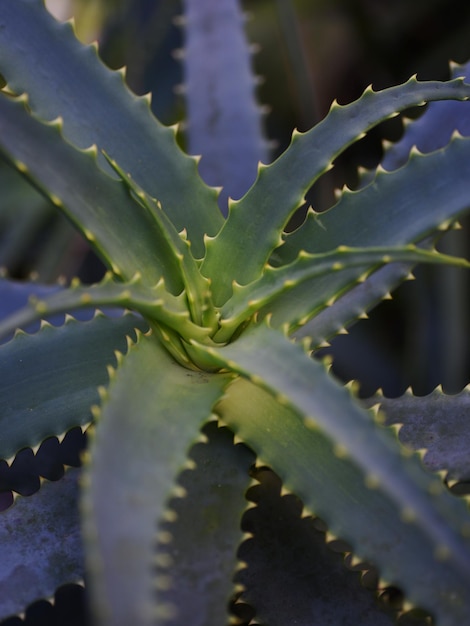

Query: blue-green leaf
[0,0,222,256]
[0,468,83,620]
[82,331,232,626]
[202,77,470,303]
[0,312,146,462]
[206,324,470,625]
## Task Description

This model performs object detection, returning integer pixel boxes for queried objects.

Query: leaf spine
[50,193,63,207]
[434,544,451,561]
[157,530,173,545]
[400,506,416,523]
[14,159,28,173]
[333,443,349,459]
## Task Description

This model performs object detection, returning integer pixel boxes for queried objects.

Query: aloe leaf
[381,62,470,171]
[155,420,255,626]
[280,136,470,258]
[202,77,470,303]
[292,262,411,348]
[0,274,213,349]
[0,0,222,255]
[198,323,470,623]
[215,245,469,342]
[81,330,232,626]
[0,312,146,462]
[183,0,267,214]
[369,388,470,485]
[216,373,470,626]
[0,93,187,290]
[0,467,83,621]
[265,134,470,330]
[105,156,217,329]
[0,279,63,330]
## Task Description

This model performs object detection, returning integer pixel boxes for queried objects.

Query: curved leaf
[81,331,232,626]
[155,421,255,626]
[0,468,83,621]
[265,134,470,330]
[371,388,470,484]
[0,312,146,462]
[105,157,216,329]
[0,0,222,255]
[183,0,267,214]
[198,323,470,624]
[381,62,470,171]
[291,262,411,348]
[216,373,470,626]
[0,273,209,348]
[202,77,470,303]
[215,245,469,342]
[0,92,184,289]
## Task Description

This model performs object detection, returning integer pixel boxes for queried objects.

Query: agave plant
[2,1,470,625]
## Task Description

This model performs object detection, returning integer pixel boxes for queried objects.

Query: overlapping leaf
[212,325,470,625]
[370,387,470,484]
[81,331,232,626]
[264,134,470,331]
[0,93,185,289]
[202,77,470,303]
[0,312,146,462]
[0,0,223,256]
[215,245,469,342]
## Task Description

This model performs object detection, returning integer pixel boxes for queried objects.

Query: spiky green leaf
[183,0,267,214]
[210,326,470,626]
[266,134,470,331]
[155,421,255,626]
[81,331,232,626]
[0,0,222,255]
[202,77,470,303]
[0,312,146,462]
[216,371,470,626]
[0,93,189,289]
[0,273,212,350]
[215,245,469,342]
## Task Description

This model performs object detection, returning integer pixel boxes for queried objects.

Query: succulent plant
[1,2,470,625]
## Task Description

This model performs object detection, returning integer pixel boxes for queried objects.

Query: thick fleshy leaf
[0,0,223,255]
[202,77,470,303]
[370,388,470,485]
[0,273,208,349]
[0,92,185,289]
[0,468,83,621]
[105,158,216,329]
[81,331,232,626]
[265,134,470,330]
[215,245,469,342]
[0,278,63,330]
[291,262,411,348]
[155,420,255,626]
[183,0,267,214]
[216,373,470,626]
[380,62,470,171]
[0,312,146,462]
[200,323,470,625]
